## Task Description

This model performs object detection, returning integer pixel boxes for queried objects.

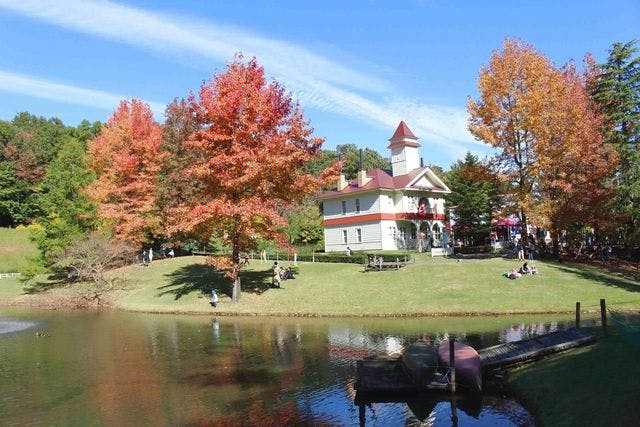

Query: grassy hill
[0,227,38,273]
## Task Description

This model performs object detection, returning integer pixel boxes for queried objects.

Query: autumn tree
[468,39,616,248]
[156,98,204,246]
[168,57,338,302]
[589,41,640,244]
[87,100,165,246]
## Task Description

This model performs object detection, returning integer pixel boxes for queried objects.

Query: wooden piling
[575,302,581,328]
[600,298,608,336]
[449,338,456,394]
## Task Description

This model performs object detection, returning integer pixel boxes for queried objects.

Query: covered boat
[401,341,438,388]
[438,340,482,392]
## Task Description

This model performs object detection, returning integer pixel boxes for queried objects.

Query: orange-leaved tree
[168,56,338,302]
[468,38,616,249]
[86,100,165,246]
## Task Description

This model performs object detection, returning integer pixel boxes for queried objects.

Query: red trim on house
[323,212,445,226]
[323,213,396,226]
[398,212,446,221]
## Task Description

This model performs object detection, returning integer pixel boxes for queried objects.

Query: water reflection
[0,309,593,426]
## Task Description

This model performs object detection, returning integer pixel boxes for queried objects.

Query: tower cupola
[388,121,421,176]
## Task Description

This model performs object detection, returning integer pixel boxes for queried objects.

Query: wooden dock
[478,327,596,370]
[355,328,596,394]
[354,355,448,393]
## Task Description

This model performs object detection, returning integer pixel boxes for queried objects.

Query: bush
[453,245,493,255]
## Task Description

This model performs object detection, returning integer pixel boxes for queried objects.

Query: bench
[365,254,406,271]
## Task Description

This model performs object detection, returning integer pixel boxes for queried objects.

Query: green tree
[285,197,324,246]
[589,40,640,243]
[0,113,73,225]
[446,152,499,246]
[30,137,98,264]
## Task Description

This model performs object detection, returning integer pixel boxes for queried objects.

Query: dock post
[359,403,365,427]
[449,338,456,394]
[600,298,608,336]
[575,302,581,328]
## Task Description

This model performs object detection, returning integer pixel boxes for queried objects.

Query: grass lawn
[5,254,637,316]
[506,326,640,426]
[113,255,639,315]
[0,227,37,273]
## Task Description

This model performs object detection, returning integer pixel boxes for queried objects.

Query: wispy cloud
[0,70,166,117]
[0,0,481,159]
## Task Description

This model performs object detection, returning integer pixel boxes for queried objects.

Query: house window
[432,223,442,241]
[356,228,362,243]
[341,201,347,215]
[355,198,360,213]
[342,229,348,244]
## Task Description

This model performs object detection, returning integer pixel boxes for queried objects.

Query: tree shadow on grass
[550,262,640,293]
[21,273,69,295]
[159,264,274,300]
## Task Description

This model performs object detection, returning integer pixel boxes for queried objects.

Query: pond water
[0,309,597,426]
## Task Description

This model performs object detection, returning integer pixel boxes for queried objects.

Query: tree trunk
[231,244,241,302]
[520,210,529,249]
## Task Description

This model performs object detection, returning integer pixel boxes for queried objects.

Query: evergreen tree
[589,40,640,243]
[29,137,98,264]
[446,152,498,246]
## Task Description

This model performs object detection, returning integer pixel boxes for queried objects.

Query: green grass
[0,227,38,273]
[507,326,640,426]
[1,254,628,315]
[2,254,638,315]
[0,227,37,273]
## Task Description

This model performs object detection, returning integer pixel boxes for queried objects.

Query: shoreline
[3,300,638,318]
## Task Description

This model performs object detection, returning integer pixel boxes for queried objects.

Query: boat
[401,341,439,388]
[438,340,482,392]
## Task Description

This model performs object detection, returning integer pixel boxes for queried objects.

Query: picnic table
[365,254,406,271]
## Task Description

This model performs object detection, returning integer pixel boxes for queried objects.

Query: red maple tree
[168,56,338,301]
[86,100,165,246]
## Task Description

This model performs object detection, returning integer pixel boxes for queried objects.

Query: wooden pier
[354,355,448,393]
[355,327,596,394]
[478,327,596,370]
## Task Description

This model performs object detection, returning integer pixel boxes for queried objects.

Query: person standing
[272,261,282,287]
[210,289,219,307]
[527,241,535,261]
[148,248,154,263]
[517,240,525,261]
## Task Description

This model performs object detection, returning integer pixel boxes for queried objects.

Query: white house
[318,121,452,253]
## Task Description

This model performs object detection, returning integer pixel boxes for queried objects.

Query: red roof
[390,121,417,140]
[317,167,446,200]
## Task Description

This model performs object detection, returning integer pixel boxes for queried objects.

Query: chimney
[357,148,371,187]
[337,152,348,190]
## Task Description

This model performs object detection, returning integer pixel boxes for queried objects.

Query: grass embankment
[2,254,638,315]
[0,227,37,273]
[506,326,640,426]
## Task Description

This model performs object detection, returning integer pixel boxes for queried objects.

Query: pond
[0,309,597,426]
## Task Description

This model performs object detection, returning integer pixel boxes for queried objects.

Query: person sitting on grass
[508,268,521,280]
[518,262,531,275]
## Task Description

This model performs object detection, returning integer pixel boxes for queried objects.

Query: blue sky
[0,0,638,168]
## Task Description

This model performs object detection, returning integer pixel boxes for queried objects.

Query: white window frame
[355,198,360,214]
[342,229,348,244]
[356,228,362,243]
[341,200,347,215]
